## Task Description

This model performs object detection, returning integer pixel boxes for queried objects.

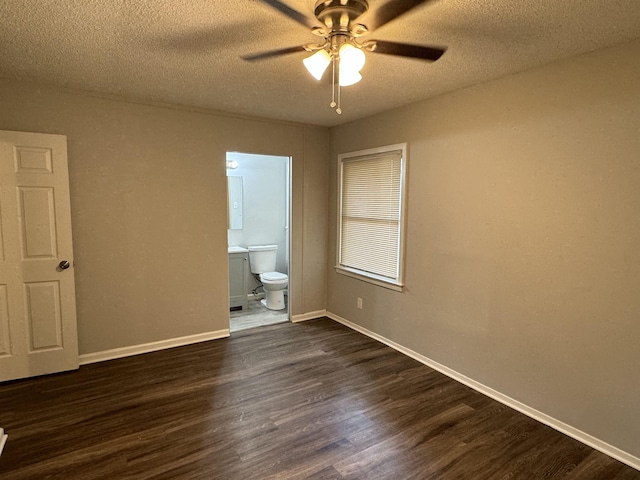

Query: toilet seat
[261,272,288,282]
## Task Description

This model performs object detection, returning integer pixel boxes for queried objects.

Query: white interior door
[0,130,78,382]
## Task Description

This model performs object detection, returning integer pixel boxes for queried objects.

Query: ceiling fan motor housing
[314,0,369,32]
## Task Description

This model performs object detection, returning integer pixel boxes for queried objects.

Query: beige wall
[2,35,639,461]
[0,79,329,355]
[328,39,640,458]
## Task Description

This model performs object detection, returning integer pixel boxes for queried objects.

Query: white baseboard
[0,428,7,457]
[79,329,230,365]
[325,311,640,471]
[291,310,327,323]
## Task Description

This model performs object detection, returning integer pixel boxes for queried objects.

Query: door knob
[58,260,70,270]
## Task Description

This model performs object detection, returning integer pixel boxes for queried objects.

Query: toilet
[248,245,288,311]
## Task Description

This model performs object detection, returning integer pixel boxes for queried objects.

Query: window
[336,143,407,291]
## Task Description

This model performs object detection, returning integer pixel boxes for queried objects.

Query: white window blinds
[338,147,405,286]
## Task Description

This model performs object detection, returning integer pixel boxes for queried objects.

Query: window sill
[335,266,404,292]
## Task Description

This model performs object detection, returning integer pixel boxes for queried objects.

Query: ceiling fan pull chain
[330,55,337,110]
[336,77,342,115]
[334,54,342,115]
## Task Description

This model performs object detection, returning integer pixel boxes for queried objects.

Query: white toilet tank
[248,245,278,274]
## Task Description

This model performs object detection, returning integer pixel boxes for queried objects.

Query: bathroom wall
[227,152,288,294]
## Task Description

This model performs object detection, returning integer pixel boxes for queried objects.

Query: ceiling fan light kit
[303,49,331,80]
[303,36,368,113]
[246,0,447,115]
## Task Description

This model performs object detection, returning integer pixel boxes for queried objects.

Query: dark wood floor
[0,318,638,479]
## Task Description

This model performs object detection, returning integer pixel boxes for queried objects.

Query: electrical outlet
[357,297,363,309]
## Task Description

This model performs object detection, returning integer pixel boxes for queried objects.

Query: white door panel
[0,130,78,382]
[0,285,10,357]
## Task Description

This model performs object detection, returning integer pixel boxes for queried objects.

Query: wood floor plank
[0,318,638,479]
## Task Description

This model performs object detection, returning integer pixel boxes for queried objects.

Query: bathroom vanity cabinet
[228,248,248,310]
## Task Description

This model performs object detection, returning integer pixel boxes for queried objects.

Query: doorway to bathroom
[226,151,291,333]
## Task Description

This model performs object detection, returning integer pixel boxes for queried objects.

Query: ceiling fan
[242,0,447,114]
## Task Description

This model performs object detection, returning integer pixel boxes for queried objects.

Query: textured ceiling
[1,0,640,127]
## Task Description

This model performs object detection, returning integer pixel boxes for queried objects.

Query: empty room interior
[1,0,639,478]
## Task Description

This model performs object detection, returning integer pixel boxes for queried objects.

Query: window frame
[335,143,408,292]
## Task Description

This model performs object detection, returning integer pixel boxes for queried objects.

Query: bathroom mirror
[227,176,243,230]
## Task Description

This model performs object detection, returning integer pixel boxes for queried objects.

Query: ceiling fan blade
[366,0,436,31]
[258,0,318,29]
[371,40,446,61]
[241,45,308,62]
